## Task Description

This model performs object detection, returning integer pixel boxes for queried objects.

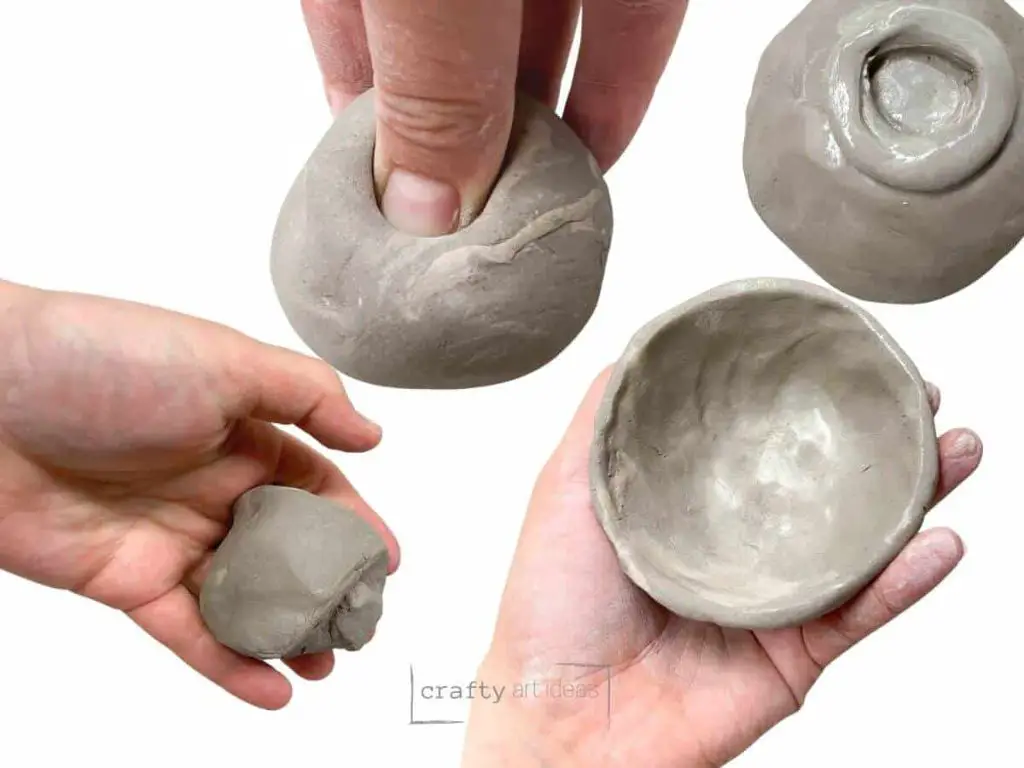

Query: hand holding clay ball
[462,361,980,767]
[279,0,691,388]
[0,280,398,710]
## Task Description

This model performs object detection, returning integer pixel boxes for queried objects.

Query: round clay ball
[744,0,1024,304]
[199,486,389,660]
[271,89,613,389]
[590,278,938,629]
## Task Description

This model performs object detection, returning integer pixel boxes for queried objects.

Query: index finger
[218,332,383,453]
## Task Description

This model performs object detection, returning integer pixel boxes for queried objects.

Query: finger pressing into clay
[284,651,336,681]
[301,0,374,114]
[518,0,581,106]
[564,0,689,170]
[128,586,294,709]
[932,429,983,506]
[225,337,382,452]
[362,0,521,235]
[799,527,964,670]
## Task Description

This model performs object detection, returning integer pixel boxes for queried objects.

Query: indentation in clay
[590,278,938,629]
[744,0,1024,303]
[271,89,613,389]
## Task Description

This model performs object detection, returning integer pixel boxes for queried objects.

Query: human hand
[462,369,981,767]
[301,0,689,235]
[0,280,399,709]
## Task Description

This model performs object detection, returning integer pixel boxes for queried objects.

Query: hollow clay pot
[271,89,613,389]
[744,0,1024,304]
[200,486,389,659]
[590,278,939,629]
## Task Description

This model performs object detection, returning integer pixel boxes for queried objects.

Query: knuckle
[376,89,508,155]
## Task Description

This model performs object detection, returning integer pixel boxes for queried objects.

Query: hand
[301,0,689,235]
[0,281,399,709]
[462,369,981,767]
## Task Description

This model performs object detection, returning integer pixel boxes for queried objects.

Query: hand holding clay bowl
[470,305,979,764]
[591,278,944,628]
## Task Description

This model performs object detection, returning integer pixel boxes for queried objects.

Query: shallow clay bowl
[590,278,939,629]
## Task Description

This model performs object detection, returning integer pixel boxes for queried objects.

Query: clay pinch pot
[271,88,613,389]
[200,486,389,660]
[744,0,1024,304]
[590,278,939,629]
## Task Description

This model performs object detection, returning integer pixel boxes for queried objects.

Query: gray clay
[590,278,939,629]
[271,89,613,389]
[199,486,388,659]
[744,0,1024,303]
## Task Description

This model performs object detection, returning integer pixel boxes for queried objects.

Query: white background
[0,1,1018,765]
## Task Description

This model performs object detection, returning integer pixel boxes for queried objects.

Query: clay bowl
[744,0,1024,304]
[590,278,939,629]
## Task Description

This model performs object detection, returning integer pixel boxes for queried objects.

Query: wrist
[459,656,599,768]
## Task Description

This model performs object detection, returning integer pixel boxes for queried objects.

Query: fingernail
[381,169,459,236]
[950,430,979,459]
[921,530,962,562]
[361,416,382,441]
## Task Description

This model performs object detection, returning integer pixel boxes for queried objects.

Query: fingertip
[943,429,982,462]
[226,658,295,710]
[305,398,384,453]
[379,168,460,236]
[285,651,336,682]
[222,662,294,710]
[383,531,401,574]
[889,528,965,602]
[913,526,965,564]
[353,415,384,450]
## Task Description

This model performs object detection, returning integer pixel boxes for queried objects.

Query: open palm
[0,283,398,708]
[469,370,980,767]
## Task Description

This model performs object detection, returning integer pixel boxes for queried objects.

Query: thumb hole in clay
[271,88,613,389]
[827,2,1016,192]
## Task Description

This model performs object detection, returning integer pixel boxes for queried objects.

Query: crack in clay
[416,192,602,284]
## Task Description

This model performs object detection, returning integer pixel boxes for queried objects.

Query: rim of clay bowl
[825,2,1017,192]
[589,277,940,629]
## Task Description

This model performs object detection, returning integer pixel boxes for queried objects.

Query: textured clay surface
[745,0,1024,303]
[271,89,613,389]
[590,278,939,629]
[200,486,388,659]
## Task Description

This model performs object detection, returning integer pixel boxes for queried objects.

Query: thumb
[361,0,521,236]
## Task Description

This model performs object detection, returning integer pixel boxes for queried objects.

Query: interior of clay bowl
[595,283,936,626]
[865,42,979,137]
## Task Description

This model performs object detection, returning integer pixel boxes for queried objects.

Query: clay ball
[744,0,1024,303]
[590,278,938,629]
[271,89,613,389]
[199,486,389,659]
